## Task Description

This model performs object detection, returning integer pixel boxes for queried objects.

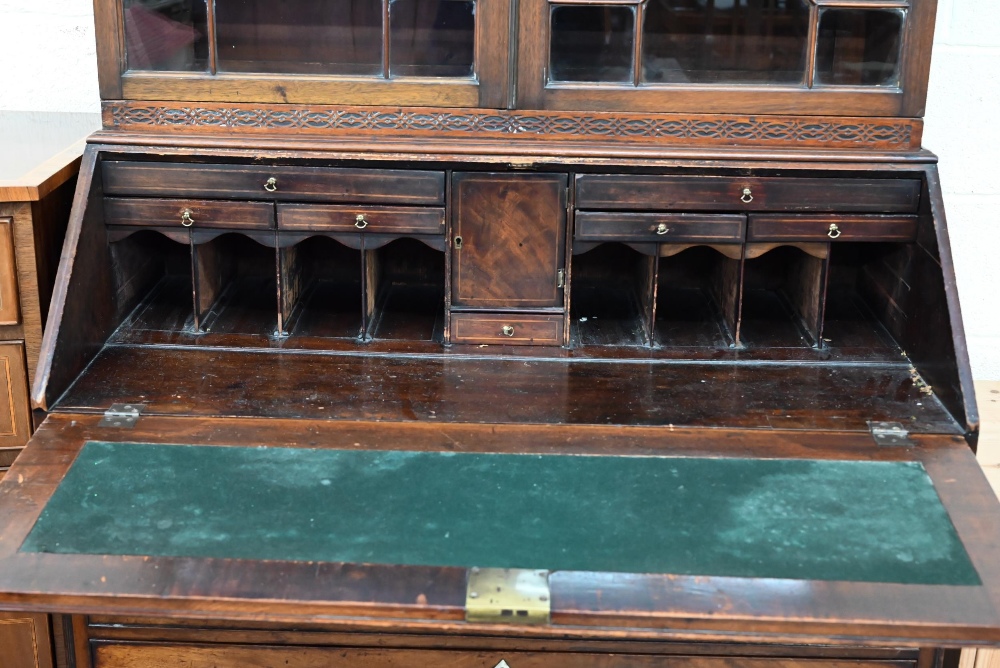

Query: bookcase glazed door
[515,0,935,117]
[98,0,512,107]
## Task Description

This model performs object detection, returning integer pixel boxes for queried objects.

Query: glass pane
[216,0,383,75]
[815,9,904,86]
[123,0,209,71]
[550,6,635,83]
[390,0,475,78]
[642,0,810,85]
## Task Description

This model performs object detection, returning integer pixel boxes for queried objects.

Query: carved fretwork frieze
[104,102,920,151]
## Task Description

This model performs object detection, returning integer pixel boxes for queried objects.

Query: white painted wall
[0,0,997,377]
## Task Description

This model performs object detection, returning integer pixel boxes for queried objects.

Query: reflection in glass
[124,0,209,71]
[216,0,382,75]
[816,9,904,86]
[390,0,476,77]
[550,6,635,83]
[642,0,810,85]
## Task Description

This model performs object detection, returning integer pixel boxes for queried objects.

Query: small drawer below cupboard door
[0,218,21,325]
[0,342,30,449]
[451,312,564,346]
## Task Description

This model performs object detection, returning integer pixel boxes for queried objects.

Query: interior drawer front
[576,212,744,243]
[748,215,918,242]
[103,162,445,205]
[575,175,921,213]
[104,198,275,230]
[0,219,20,326]
[92,643,917,668]
[278,204,445,235]
[452,312,563,346]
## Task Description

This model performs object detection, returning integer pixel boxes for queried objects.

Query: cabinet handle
[355,214,369,229]
[264,177,278,192]
[828,223,842,239]
[180,209,195,227]
[740,188,754,204]
[501,325,515,337]
[655,223,670,235]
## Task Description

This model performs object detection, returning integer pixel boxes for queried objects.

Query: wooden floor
[963,380,1000,668]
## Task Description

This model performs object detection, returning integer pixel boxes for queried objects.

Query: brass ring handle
[740,188,753,204]
[264,177,278,192]
[180,209,194,227]
[355,214,369,229]
[656,223,670,235]
[828,223,842,239]
[501,325,515,337]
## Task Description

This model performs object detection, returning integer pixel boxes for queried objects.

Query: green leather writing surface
[21,442,979,584]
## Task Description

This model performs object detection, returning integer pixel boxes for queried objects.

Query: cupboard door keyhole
[454,236,463,249]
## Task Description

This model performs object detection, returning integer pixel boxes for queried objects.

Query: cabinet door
[0,218,20,326]
[0,612,53,668]
[0,343,30,450]
[452,173,567,309]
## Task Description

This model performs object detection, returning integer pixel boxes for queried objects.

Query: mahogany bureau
[0,3,998,668]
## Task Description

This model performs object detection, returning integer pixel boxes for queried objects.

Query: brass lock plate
[466,568,550,625]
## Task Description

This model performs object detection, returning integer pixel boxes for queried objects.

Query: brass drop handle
[264,177,278,192]
[180,209,194,227]
[740,187,754,204]
[656,223,670,235]
[355,214,369,229]
[501,325,515,337]
[828,223,842,239]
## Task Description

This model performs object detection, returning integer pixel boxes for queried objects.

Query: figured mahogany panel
[452,173,566,309]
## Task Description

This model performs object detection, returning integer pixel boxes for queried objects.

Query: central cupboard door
[452,173,567,308]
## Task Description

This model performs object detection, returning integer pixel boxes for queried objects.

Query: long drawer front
[93,643,917,668]
[575,212,745,243]
[104,198,275,230]
[575,175,921,213]
[103,162,446,205]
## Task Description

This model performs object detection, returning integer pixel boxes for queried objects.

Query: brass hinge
[556,268,566,288]
[868,421,913,447]
[466,568,550,625]
[99,403,145,428]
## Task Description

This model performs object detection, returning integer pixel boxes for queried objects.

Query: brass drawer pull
[828,223,842,239]
[656,223,670,235]
[264,177,278,192]
[740,187,753,204]
[355,214,369,229]
[180,209,194,227]
[501,325,515,337]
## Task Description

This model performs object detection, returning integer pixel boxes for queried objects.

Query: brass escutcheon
[180,209,194,227]
[828,223,842,239]
[355,214,368,229]
[740,187,753,204]
[501,325,515,337]
[656,223,669,235]
[264,177,278,192]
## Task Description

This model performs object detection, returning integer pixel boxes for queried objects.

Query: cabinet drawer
[748,215,918,242]
[575,212,744,243]
[0,218,20,325]
[92,642,916,668]
[452,312,563,346]
[105,198,275,230]
[576,175,921,213]
[103,162,446,205]
[0,343,30,449]
[278,204,445,235]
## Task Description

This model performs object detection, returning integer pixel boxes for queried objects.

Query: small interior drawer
[451,312,563,346]
[576,175,921,213]
[103,162,446,205]
[748,215,918,242]
[0,218,20,326]
[278,204,445,235]
[575,212,744,243]
[105,198,275,230]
